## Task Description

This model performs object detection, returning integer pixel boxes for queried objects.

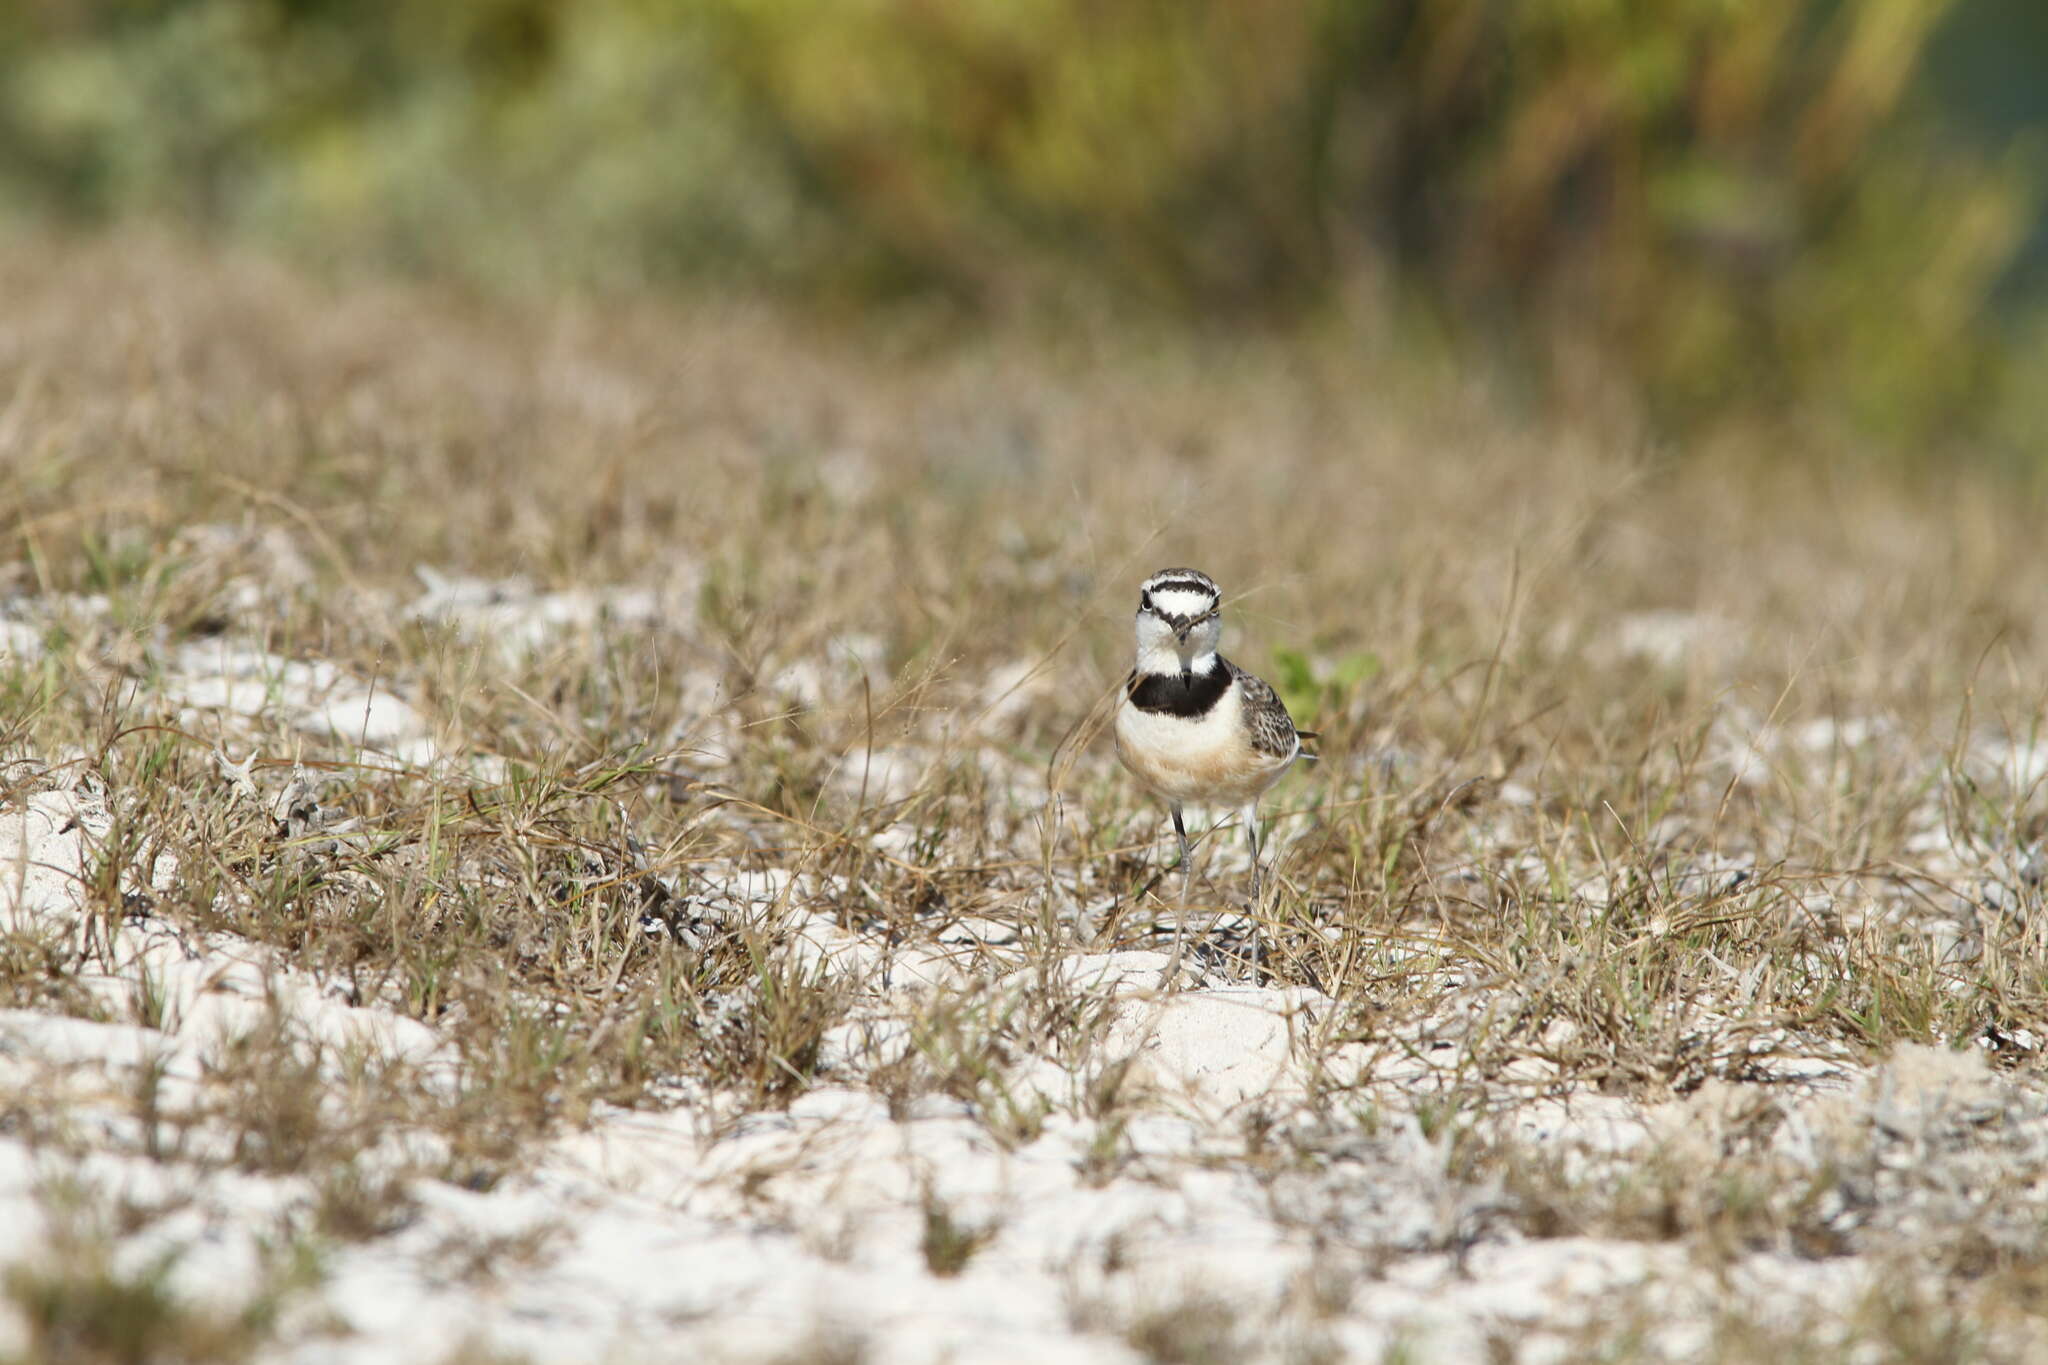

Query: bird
[1112,567,1315,974]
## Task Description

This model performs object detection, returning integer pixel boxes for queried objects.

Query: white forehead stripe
[1148,587,1216,620]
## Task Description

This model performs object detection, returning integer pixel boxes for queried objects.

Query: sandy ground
[5,577,2044,1364]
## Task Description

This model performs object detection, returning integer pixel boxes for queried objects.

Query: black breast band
[1128,664,1230,718]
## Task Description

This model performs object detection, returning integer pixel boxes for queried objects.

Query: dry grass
[5,226,2048,1359]
[2,1174,317,1365]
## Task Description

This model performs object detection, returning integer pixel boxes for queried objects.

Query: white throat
[1134,616,1221,677]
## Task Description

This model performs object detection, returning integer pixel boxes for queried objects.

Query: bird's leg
[1244,802,1263,902]
[1243,802,1264,979]
[1173,803,1193,904]
[1163,802,1191,986]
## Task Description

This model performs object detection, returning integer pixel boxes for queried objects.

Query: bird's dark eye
[1140,591,1154,612]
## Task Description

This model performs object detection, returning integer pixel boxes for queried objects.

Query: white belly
[1114,687,1294,806]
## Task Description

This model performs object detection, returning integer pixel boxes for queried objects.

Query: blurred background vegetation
[1,0,2044,462]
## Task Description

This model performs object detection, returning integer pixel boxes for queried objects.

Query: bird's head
[1134,567,1221,672]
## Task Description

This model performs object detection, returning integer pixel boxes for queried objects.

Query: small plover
[1113,567,1315,965]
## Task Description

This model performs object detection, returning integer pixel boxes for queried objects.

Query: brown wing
[1226,659,1302,758]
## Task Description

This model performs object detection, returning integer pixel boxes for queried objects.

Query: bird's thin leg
[1164,802,1191,986]
[1245,802,1263,902]
[1173,803,1194,904]
[1243,802,1264,978]
[1155,806,1196,986]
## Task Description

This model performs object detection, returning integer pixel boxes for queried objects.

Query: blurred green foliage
[0,0,2040,449]
[1270,647,1380,730]
[0,0,821,286]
